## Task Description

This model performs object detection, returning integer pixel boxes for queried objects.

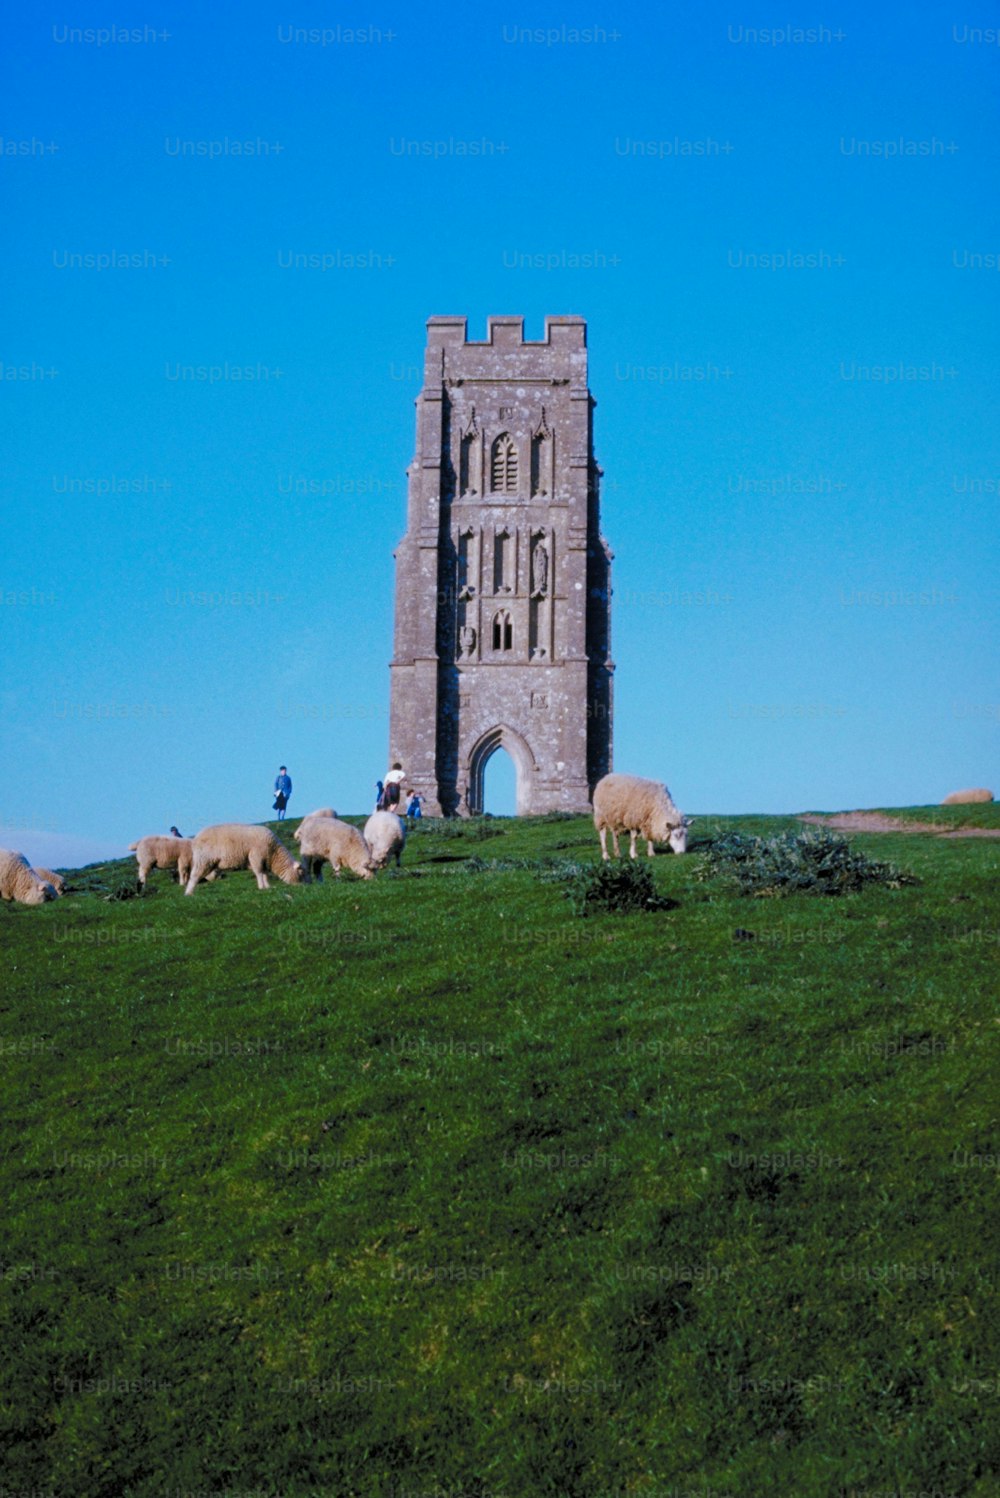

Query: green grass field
[2,812,997,1497]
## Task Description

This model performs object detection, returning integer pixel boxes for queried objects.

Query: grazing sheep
[293,807,338,843]
[0,849,58,906]
[31,866,65,895]
[129,835,195,887]
[297,817,374,881]
[942,788,994,806]
[363,811,407,870]
[593,773,693,860]
[184,824,304,895]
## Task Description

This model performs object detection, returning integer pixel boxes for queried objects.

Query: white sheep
[363,811,407,870]
[293,807,338,843]
[592,773,692,860]
[184,824,304,894]
[129,835,195,887]
[942,788,994,805]
[0,848,58,905]
[297,817,374,881]
[31,866,65,895]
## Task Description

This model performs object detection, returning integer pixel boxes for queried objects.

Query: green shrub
[696,829,919,898]
[561,859,672,917]
[101,872,150,901]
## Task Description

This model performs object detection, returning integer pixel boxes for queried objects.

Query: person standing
[405,792,423,820]
[273,765,292,821]
[374,779,384,814]
[381,762,405,813]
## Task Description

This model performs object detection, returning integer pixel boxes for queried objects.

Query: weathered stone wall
[389,315,613,815]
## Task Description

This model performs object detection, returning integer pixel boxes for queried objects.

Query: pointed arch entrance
[466,724,538,817]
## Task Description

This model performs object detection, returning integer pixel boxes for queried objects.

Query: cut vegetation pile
[698,828,920,898]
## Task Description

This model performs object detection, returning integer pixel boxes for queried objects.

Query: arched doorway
[482,745,517,815]
[466,725,537,816]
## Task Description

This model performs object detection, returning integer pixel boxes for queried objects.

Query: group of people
[375,763,422,819]
[269,763,423,822]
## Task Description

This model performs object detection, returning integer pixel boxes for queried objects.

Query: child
[381,762,405,812]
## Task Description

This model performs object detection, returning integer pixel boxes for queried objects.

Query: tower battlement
[426,315,587,349]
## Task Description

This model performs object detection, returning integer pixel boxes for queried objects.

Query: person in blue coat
[273,765,292,820]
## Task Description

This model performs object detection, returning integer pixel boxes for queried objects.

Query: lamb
[293,807,338,843]
[31,866,65,895]
[129,835,195,887]
[184,824,304,894]
[0,848,58,905]
[942,788,994,805]
[297,816,374,881]
[592,773,693,860]
[363,811,407,870]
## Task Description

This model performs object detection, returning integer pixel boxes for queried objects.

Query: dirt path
[798,813,1000,840]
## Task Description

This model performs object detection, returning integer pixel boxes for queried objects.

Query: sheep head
[667,817,694,854]
[25,879,57,905]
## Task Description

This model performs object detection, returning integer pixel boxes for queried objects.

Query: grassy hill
[2,812,997,1496]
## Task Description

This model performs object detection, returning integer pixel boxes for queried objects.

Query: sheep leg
[646,840,655,858]
[599,826,609,861]
[611,829,621,859]
[629,830,638,860]
[186,855,220,894]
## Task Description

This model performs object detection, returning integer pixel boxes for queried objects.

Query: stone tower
[388,315,612,816]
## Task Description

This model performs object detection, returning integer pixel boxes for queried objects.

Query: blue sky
[2,2,998,867]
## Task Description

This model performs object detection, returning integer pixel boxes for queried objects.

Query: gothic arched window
[490,433,518,494]
[492,609,513,652]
